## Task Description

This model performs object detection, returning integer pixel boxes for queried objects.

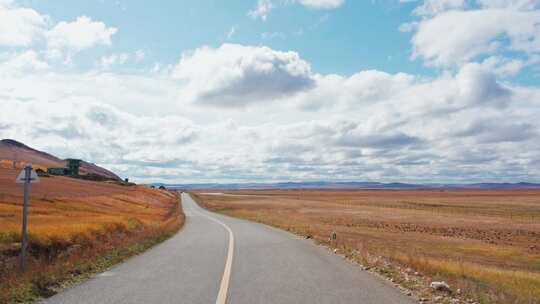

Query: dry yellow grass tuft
[194,189,540,304]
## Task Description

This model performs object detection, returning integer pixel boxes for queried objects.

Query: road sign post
[16,163,39,272]
[20,165,30,271]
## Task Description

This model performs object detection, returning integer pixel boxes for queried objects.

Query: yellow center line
[186,194,234,304]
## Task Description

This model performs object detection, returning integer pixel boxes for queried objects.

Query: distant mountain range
[4,139,536,189]
[155,181,540,190]
[0,139,121,180]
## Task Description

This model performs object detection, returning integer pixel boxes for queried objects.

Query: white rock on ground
[430,281,451,292]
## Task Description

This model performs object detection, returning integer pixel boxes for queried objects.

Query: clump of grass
[0,232,18,243]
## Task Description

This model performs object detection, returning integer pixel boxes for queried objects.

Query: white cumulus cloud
[478,0,539,10]
[100,53,129,69]
[413,0,467,16]
[248,0,273,20]
[0,50,48,75]
[298,0,345,9]
[248,0,344,20]
[172,44,315,107]
[408,7,540,66]
[46,16,117,58]
[0,1,47,46]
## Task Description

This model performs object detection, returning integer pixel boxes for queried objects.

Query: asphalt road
[43,193,415,304]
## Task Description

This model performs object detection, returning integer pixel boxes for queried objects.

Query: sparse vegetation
[193,189,540,304]
[0,165,184,303]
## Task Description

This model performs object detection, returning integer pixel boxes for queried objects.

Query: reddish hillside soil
[0,139,120,180]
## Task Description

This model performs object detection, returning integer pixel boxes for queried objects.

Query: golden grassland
[0,165,184,303]
[193,189,540,304]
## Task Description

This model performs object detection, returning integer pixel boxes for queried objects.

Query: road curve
[43,193,415,304]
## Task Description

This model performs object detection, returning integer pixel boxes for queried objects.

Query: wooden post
[20,164,31,272]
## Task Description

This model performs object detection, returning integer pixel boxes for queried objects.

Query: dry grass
[0,166,184,303]
[193,189,540,304]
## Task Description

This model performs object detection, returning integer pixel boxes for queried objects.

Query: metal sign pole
[20,164,31,272]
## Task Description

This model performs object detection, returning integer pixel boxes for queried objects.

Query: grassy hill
[0,139,120,181]
[0,144,184,303]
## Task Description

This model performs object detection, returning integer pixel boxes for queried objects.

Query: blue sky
[23,0,538,83]
[26,0,429,75]
[1,0,540,183]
